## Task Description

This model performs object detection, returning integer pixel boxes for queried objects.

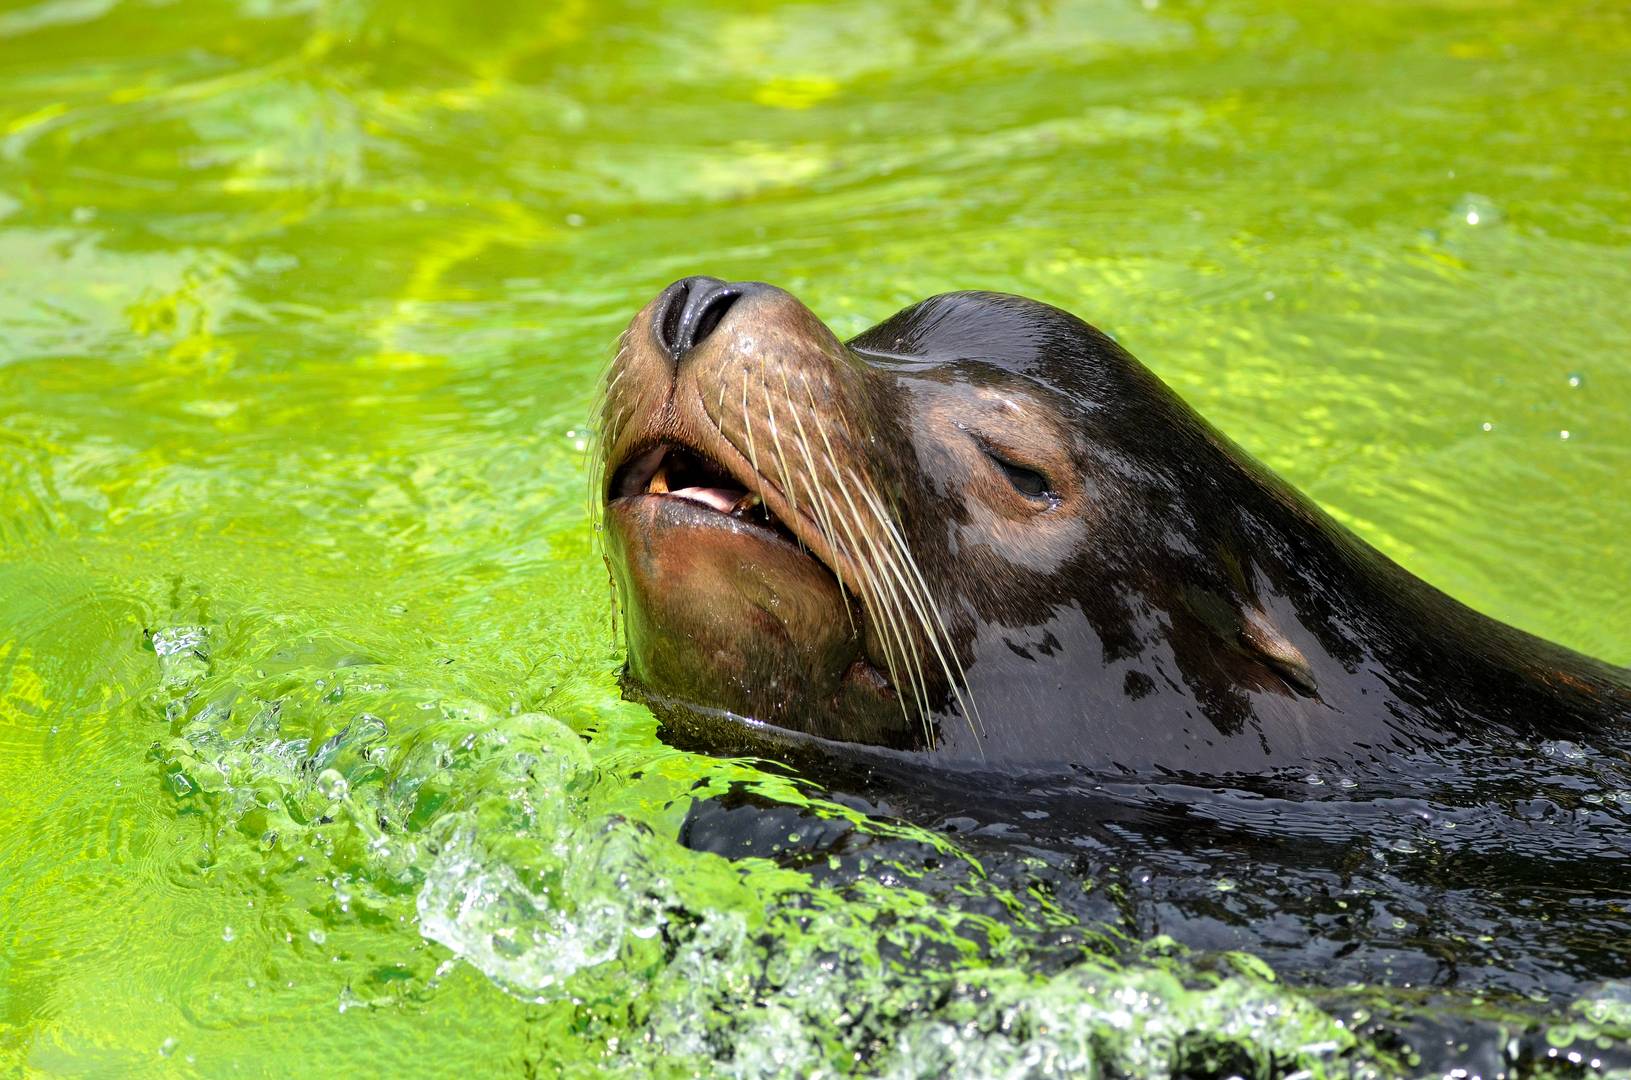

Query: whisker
[819,456,935,745]
[789,374,939,744]
[760,382,807,556]
[760,382,799,518]
[740,369,762,482]
[781,370,855,632]
[811,476,920,740]
[761,378,916,735]
[851,471,984,746]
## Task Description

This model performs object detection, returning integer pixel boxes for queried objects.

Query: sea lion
[595,276,1630,774]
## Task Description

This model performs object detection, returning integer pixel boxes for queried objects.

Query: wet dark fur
[848,296,1624,770]
[639,290,1631,772]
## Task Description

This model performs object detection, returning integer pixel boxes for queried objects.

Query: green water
[1,0,1628,1075]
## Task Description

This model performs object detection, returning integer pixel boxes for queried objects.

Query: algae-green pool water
[2,1,1628,1076]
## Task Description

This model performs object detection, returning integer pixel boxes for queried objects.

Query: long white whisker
[810,475,920,741]
[851,471,984,746]
[791,374,938,743]
[782,372,857,636]
[760,383,800,519]
[740,370,761,481]
[819,456,935,745]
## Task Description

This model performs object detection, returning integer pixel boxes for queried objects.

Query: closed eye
[980,446,1054,501]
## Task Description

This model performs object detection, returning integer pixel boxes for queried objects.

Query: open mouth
[608,443,800,545]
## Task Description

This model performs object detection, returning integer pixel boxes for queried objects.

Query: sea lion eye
[981,447,1052,500]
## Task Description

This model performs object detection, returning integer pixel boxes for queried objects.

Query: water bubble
[1451,193,1501,227]
[1560,429,1571,440]
[1568,372,1583,388]
[159,1037,178,1058]
[222,926,235,943]
[309,928,327,945]
[1481,421,1494,432]
[316,768,350,801]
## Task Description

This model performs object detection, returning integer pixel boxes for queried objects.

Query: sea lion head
[597,277,1332,769]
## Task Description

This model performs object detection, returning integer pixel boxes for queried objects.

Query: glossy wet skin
[600,279,1631,773]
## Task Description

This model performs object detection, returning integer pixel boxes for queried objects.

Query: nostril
[654,280,691,358]
[689,289,739,347]
[651,275,743,362]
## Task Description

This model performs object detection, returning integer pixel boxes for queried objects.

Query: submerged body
[597,278,1630,774]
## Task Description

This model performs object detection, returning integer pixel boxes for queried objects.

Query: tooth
[731,492,762,514]
[648,465,670,495]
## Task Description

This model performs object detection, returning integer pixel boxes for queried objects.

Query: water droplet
[309,928,327,945]
[316,768,349,801]
[159,1038,178,1057]
[1568,372,1583,388]
[222,926,235,943]
[1560,429,1571,440]
[1481,421,1494,432]
[1215,877,1237,893]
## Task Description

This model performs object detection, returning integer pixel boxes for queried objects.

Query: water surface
[1,0,1628,1075]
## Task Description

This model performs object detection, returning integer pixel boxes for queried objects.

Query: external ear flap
[1181,585,1319,698]
[1240,608,1318,697]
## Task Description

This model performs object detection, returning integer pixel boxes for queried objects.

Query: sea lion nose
[652,275,746,363]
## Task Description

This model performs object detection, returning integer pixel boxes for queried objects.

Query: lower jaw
[620,665,925,756]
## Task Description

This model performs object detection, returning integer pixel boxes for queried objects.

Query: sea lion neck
[1179,427,1631,750]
